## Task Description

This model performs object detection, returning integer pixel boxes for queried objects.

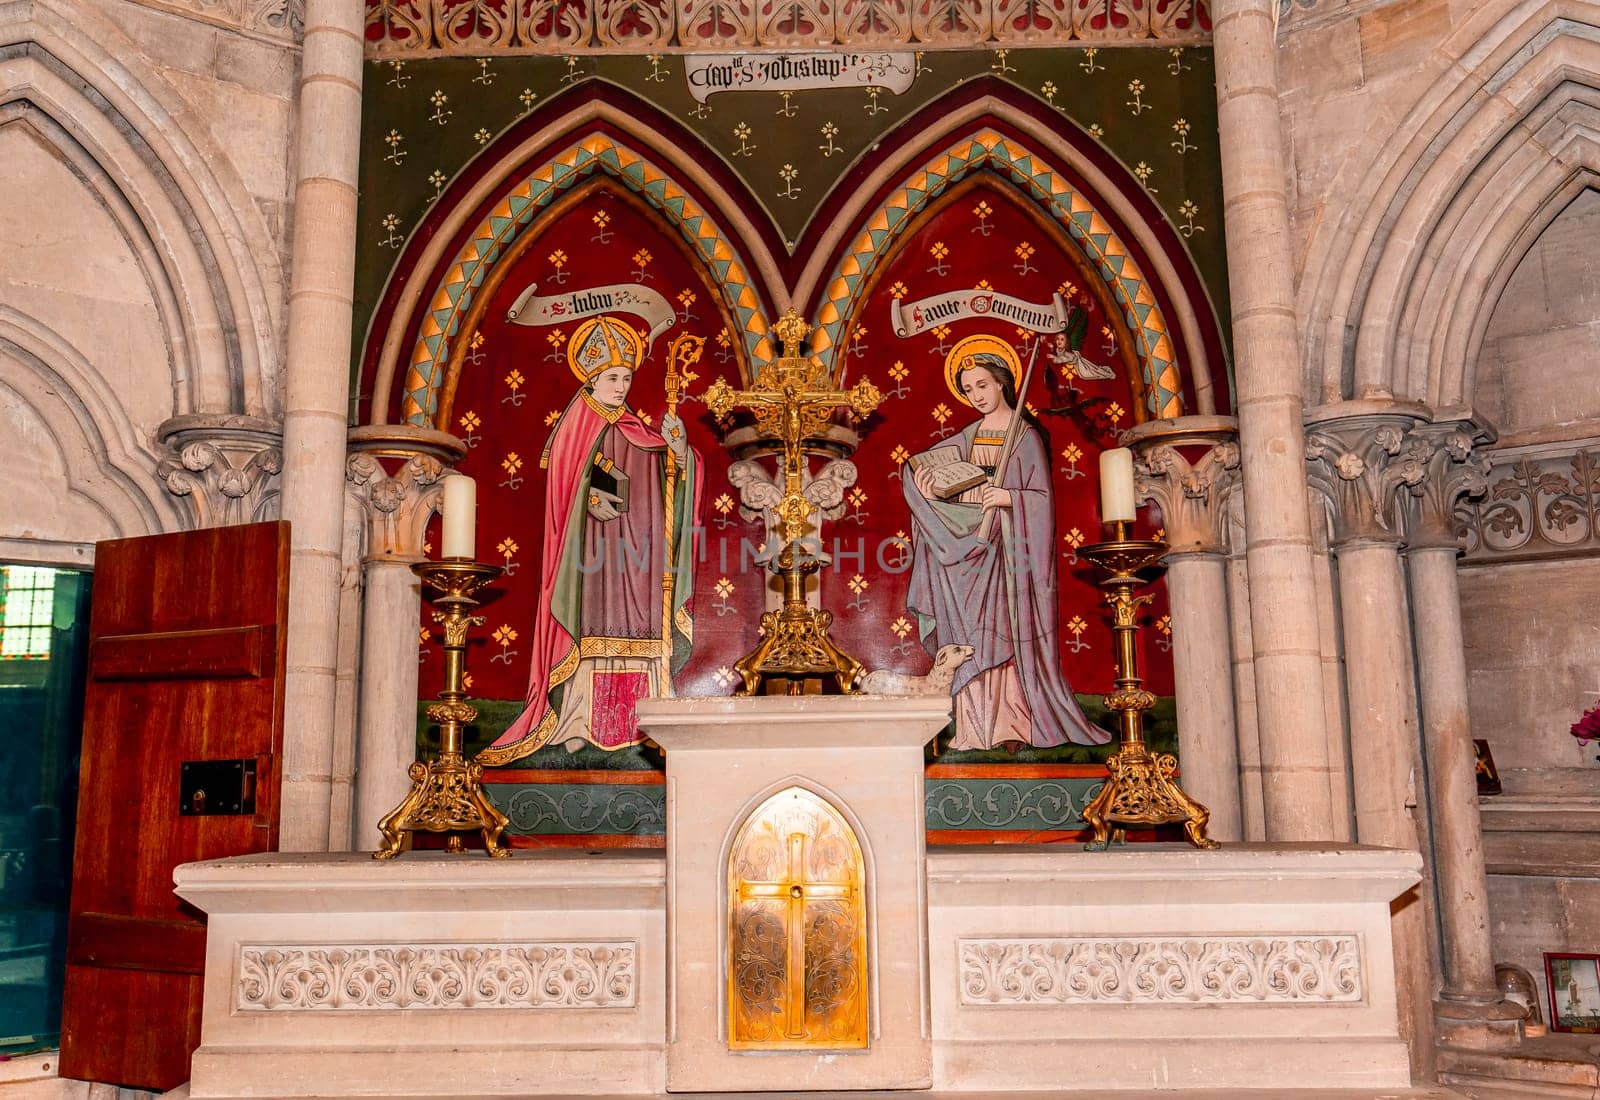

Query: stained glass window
[0,567,57,659]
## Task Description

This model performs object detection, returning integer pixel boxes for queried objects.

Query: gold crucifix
[703,311,882,695]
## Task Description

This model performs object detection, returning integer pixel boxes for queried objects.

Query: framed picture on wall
[1544,953,1600,1033]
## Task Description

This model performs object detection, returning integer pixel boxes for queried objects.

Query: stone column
[1223,498,1266,840]
[1129,416,1244,841]
[275,0,365,850]
[345,428,463,851]
[1212,0,1336,840]
[1304,403,1434,1078]
[156,414,284,527]
[1404,423,1524,1049]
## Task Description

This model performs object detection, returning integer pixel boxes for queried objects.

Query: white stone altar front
[174,696,1423,1097]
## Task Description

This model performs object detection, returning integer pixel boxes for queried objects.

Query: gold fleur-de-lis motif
[496,537,520,576]
[777,90,797,117]
[518,87,537,109]
[500,452,524,490]
[1040,81,1058,107]
[543,410,561,426]
[819,122,841,157]
[712,577,738,614]
[990,48,1015,76]
[465,330,487,367]
[930,323,953,356]
[927,241,951,277]
[975,277,993,291]
[1126,79,1150,115]
[676,288,698,322]
[732,122,755,157]
[887,361,910,399]
[1171,117,1194,154]
[490,624,518,664]
[458,410,481,448]
[1088,123,1105,139]
[1155,613,1174,652]
[889,280,909,298]
[388,60,409,89]
[428,90,452,125]
[1080,47,1102,74]
[503,368,525,408]
[890,615,913,640]
[473,127,491,145]
[845,572,871,611]
[1134,162,1157,193]
[1107,401,1125,426]
[690,99,712,120]
[631,248,653,281]
[1058,279,1079,298]
[463,672,474,689]
[914,51,930,77]
[1066,613,1089,651]
[1059,442,1085,479]
[380,213,403,249]
[646,54,666,83]
[890,443,910,465]
[560,55,585,84]
[548,248,569,285]
[473,58,495,85]
[592,209,613,243]
[1014,241,1036,275]
[427,169,446,199]
[1168,47,1191,75]
[864,86,887,115]
[848,574,869,594]
[931,403,952,429]
[1178,199,1205,238]
[778,163,801,200]
[383,129,406,165]
[971,199,993,236]
[714,576,735,598]
[713,666,738,688]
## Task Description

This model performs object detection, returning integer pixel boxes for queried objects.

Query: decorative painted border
[400,133,771,426]
[364,0,1212,53]
[957,934,1363,1005]
[236,942,638,1010]
[813,129,1184,418]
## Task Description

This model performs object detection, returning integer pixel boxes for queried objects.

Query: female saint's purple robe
[903,421,1108,748]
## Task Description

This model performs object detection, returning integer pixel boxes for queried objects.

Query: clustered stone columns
[1128,417,1243,841]
[1211,0,1337,840]
[1403,424,1524,1050]
[275,0,366,849]
[1304,403,1435,1076]
[344,428,464,850]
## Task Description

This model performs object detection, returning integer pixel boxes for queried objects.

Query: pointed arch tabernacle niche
[727,786,869,1051]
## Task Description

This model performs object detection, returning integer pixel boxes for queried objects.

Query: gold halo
[944,334,1021,405]
[567,316,646,381]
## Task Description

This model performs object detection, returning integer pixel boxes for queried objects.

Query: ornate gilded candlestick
[1079,522,1218,851]
[374,558,511,859]
[704,310,883,695]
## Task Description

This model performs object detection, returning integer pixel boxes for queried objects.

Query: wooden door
[59,522,288,1090]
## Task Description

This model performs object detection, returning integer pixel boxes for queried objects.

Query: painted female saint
[483,316,702,762]
[901,335,1108,751]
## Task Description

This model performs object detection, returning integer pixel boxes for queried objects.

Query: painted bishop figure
[481,316,703,763]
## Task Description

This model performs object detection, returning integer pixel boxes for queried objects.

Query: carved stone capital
[1304,409,1432,547]
[1402,422,1493,552]
[346,451,450,563]
[1130,421,1240,555]
[157,414,284,528]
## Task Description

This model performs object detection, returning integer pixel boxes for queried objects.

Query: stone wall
[0,0,296,557]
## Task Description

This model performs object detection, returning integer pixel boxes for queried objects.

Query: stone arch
[367,93,783,428]
[802,112,1214,418]
[0,0,284,418]
[0,306,181,542]
[1297,1,1600,410]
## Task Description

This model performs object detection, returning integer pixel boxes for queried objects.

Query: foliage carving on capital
[1134,441,1240,554]
[157,415,283,529]
[1304,418,1430,546]
[346,452,448,562]
[1402,426,1489,551]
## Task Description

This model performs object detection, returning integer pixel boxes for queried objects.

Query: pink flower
[1572,704,1600,747]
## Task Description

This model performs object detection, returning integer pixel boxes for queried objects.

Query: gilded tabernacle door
[727,787,868,1050]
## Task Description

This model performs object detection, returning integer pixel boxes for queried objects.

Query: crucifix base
[639,694,947,1092]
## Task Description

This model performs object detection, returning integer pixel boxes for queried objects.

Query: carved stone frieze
[235,942,637,1010]
[365,0,1210,52]
[346,451,449,562]
[1304,411,1431,546]
[123,0,303,40]
[1400,422,1491,552]
[156,414,284,528]
[957,934,1363,1005]
[1134,439,1240,555]
[1455,438,1600,563]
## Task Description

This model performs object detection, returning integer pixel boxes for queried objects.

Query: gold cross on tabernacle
[703,311,882,543]
[736,831,854,1040]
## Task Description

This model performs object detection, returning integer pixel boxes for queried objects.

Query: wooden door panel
[59,522,288,1091]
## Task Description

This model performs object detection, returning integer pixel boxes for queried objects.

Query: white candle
[441,474,476,559]
[1099,447,1137,523]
